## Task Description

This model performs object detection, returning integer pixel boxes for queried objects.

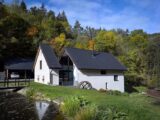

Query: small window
[40,60,42,69]
[100,70,106,75]
[114,75,118,81]
[42,76,45,81]
[106,82,107,89]
[37,75,39,81]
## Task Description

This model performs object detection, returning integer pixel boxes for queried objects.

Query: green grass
[29,82,160,120]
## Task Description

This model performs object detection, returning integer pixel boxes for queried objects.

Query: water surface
[0,92,64,120]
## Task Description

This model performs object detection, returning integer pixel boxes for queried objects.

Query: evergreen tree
[20,0,27,11]
[61,11,67,21]
[47,10,55,20]
[73,20,83,37]
[56,11,67,21]
[56,12,62,20]
[12,0,20,6]
[0,0,4,4]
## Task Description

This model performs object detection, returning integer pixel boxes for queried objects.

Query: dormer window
[40,60,42,70]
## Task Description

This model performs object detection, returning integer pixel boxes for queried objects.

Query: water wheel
[78,81,92,89]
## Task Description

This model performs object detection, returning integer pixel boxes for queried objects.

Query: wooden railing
[0,79,32,89]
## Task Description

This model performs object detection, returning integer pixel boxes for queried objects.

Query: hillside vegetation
[0,1,160,87]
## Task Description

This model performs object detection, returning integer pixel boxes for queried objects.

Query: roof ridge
[65,47,110,54]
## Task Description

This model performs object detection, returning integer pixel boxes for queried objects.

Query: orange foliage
[26,26,38,37]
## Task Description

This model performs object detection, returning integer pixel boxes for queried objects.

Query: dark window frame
[100,70,106,75]
[114,75,118,81]
[40,60,42,70]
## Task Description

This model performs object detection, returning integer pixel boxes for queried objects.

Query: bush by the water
[61,96,128,120]
[74,105,97,120]
[60,96,90,117]
[26,88,36,99]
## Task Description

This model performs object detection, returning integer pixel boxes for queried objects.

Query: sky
[5,0,160,33]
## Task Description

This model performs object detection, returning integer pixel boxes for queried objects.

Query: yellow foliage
[88,40,95,50]
[50,33,67,56]
[75,42,84,49]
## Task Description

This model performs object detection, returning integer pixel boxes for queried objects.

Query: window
[100,70,106,75]
[114,75,118,81]
[106,82,107,89]
[37,75,39,81]
[40,60,42,69]
[42,76,45,82]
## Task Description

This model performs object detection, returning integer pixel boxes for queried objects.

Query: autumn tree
[50,33,69,56]
[95,30,118,54]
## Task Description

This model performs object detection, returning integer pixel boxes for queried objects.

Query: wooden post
[67,56,70,82]
[18,79,19,86]
[15,78,16,86]
[6,69,9,87]
[25,70,27,85]
[29,78,30,86]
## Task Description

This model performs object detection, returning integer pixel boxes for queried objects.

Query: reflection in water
[36,101,49,120]
[0,92,64,120]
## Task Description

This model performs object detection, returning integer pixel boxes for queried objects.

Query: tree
[50,33,69,56]
[95,30,118,53]
[12,0,20,6]
[0,0,4,4]
[130,29,148,48]
[20,0,27,11]
[0,3,8,19]
[47,10,55,20]
[73,20,83,38]
[84,26,96,40]
[56,11,67,21]
[146,41,160,87]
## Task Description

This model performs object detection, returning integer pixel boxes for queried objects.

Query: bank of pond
[0,92,64,120]
[0,82,160,120]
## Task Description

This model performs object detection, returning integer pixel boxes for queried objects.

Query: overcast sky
[5,0,160,33]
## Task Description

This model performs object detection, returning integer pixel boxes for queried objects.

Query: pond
[0,92,65,120]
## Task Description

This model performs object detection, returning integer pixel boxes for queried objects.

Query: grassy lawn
[29,82,160,120]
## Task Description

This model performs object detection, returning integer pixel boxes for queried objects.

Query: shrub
[60,97,80,117]
[74,105,97,120]
[99,89,107,93]
[26,88,36,99]
[60,96,90,117]
[97,107,128,120]
[107,90,122,95]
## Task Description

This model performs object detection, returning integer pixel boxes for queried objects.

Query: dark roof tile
[5,58,33,70]
[65,48,127,71]
[40,44,62,69]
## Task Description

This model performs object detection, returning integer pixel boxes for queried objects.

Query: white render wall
[50,70,59,85]
[73,64,124,92]
[34,49,59,85]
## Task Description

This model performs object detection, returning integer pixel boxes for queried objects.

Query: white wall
[34,49,59,85]
[50,70,59,85]
[73,64,124,92]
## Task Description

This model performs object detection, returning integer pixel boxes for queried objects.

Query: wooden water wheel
[78,81,92,89]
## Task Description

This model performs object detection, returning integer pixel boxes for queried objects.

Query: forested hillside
[0,1,160,87]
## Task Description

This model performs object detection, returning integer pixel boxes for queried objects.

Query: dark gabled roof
[5,58,34,70]
[39,44,61,69]
[65,48,127,71]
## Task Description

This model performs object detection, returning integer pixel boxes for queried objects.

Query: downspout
[50,69,53,85]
